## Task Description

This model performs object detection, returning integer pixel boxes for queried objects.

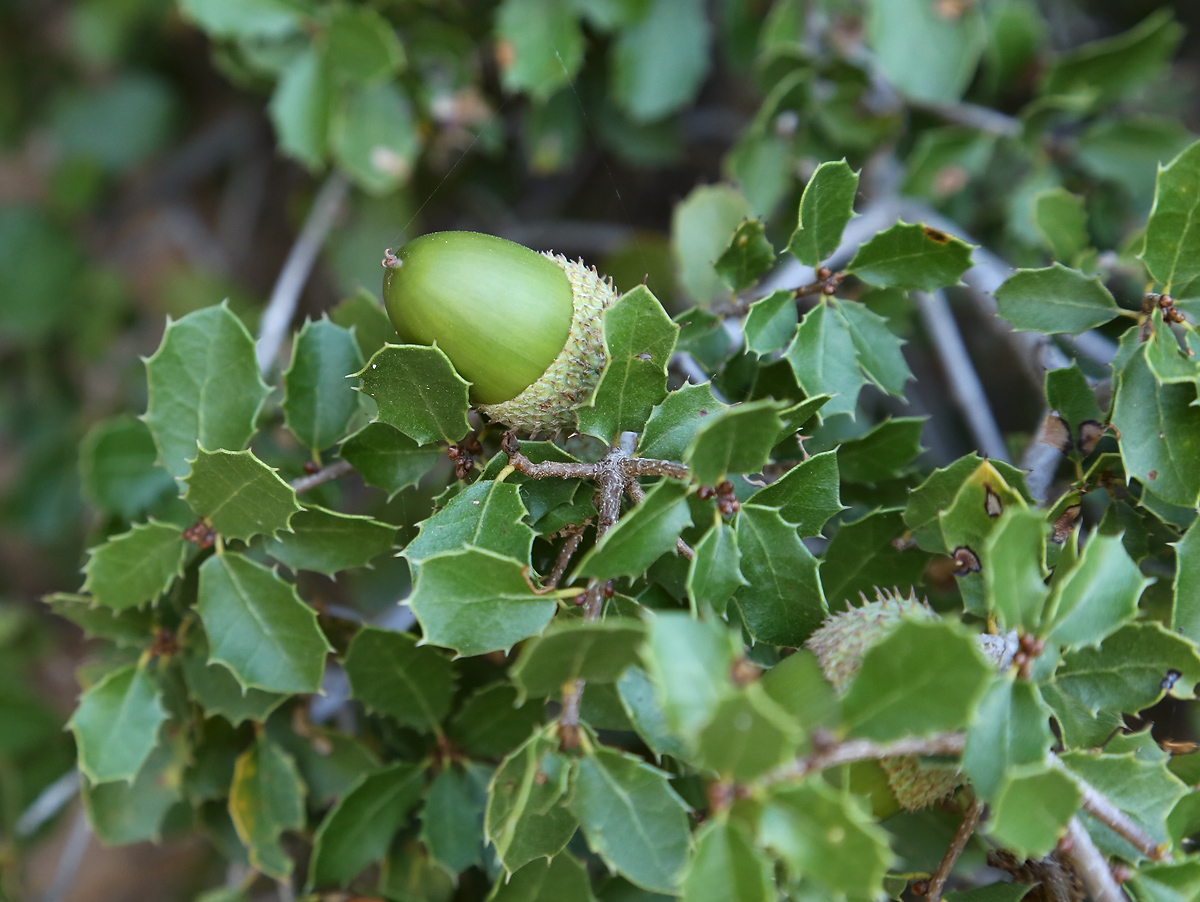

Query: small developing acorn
[382,231,618,435]
[805,588,963,811]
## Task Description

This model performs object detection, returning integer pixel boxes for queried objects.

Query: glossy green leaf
[69,662,167,784]
[576,286,679,442]
[322,5,404,85]
[618,665,693,761]
[448,683,544,760]
[357,344,471,445]
[994,264,1120,334]
[269,48,331,170]
[511,619,645,699]
[1056,622,1200,714]
[44,594,153,647]
[835,299,913,396]
[574,479,691,580]
[1033,188,1089,262]
[785,302,865,419]
[182,629,286,726]
[686,521,747,616]
[1060,752,1186,854]
[638,382,727,461]
[79,415,177,519]
[744,290,798,358]
[820,509,928,610]
[406,479,535,568]
[985,764,1081,858]
[229,735,306,880]
[282,317,364,452]
[697,684,801,781]
[184,448,302,543]
[485,727,578,873]
[308,762,426,888]
[81,520,187,610]
[641,613,735,742]
[1131,861,1200,902]
[685,399,785,485]
[570,744,690,894]
[788,160,859,267]
[339,422,442,499]
[82,740,181,845]
[1045,363,1104,444]
[496,0,583,101]
[761,649,840,732]
[611,0,710,123]
[1143,140,1200,291]
[1043,532,1148,649]
[263,506,395,576]
[983,507,1049,633]
[420,763,492,876]
[1112,344,1200,507]
[682,819,773,902]
[671,184,752,306]
[343,626,455,731]
[836,417,924,483]
[963,678,1054,801]
[197,552,330,694]
[492,851,597,902]
[732,504,826,647]
[407,547,557,656]
[746,450,842,537]
[1145,311,1199,386]
[329,288,398,360]
[867,0,984,102]
[904,454,1031,554]
[715,219,775,292]
[842,618,992,741]
[143,304,270,480]
[331,81,418,194]
[1174,526,1200,645]
[846,222,974,292]
[759,780,894,898]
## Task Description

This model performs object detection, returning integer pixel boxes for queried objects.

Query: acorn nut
[382,231,617,435]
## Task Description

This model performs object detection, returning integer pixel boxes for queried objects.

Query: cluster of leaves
[56,121,1200,902]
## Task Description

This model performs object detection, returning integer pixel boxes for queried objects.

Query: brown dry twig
[927,798,985,902]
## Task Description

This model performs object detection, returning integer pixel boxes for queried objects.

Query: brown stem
[770,732,967,782]
[505,452,597,480]
[545,528,587,591]
[1070,764,1170,862]
[1063,818,1128,902]
[290,459,354,494]
[927,798,984,902]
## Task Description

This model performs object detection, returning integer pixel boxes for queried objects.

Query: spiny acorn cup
[806,589,964,811]
[382,231,617,435]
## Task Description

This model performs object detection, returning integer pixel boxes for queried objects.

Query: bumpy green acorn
[806,588,964,811]
[382,231,617,435]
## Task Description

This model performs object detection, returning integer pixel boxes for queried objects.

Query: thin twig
[908,98,1023,138]
[290,459,355,494]
[769,732,967,782]
[545,527,588,591]
[16,769,81,838]
[913,289,1011,462]
[1068,764,1170,862]
[1063,818,1128,902]
[256,171,350,377]
[928,798,985,902]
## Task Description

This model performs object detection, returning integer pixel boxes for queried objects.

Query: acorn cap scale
[383,231,617,434]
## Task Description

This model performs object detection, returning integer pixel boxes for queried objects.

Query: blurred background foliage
[2,0,1199,898]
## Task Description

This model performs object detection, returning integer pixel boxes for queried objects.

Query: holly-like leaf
[696,685,802,781]
[685,400,786,486]
[687,521,747,616]
[1145,311,1200,386]
[181,629,286,726]
[846,222,974,292]
[1112,344,1200,507]
[732,504,826,648]
[744,290,798,359]
[406,478,535,568]
[407,547,558,656]
[836,417,924,483]
[617,665,693,762]
[777,394,832,440]
[262,506,396,576]
[1142,140,1200,292]
[573,479,692,581]
[448,683,545,760]
[80,415,177,519]
[994,264,1120,334]
[339,422,442,499]
[1174,526,1200,645]
[715,219,776,292]
[81,520,187,610]
[229,736,306,880]
[641,613,735,743]
[1043,532,1148,649]
[788,159,859,267]
[1034,188,1089,262]
[746,450,842,537]
[495,0,583,101]
[44,594,153,647]
[1056,622,1200,714]
[1060,751,1186,856]
[184,448,302,543]
[577,286,679,442]
[904,454,1032,554]
[638,382,728,461]
[69,662,167,784]
[329,288,398,360]
[963,678,1054,802]
[511,619,646,700]
[761,649,841,732]
[570,744,690,894]
[143,304,270,480]
[356,344,471,445]
[785,302,865,418]
[282,318,364,452]
[492,851,596,902]
[420,763,492,876]
[835,300,913,396]
[343,626,455,732]
[308,762,426,888]
[983,507,1050,633]
[682,818,774,902]
[672,184,753,306]
[81,740,181,845]
[1130,861,1200,902]
[197,552,330,694]
[985,764,1081,858]
[820,509,928,610]
[841,618,992,741]
[759,780,894,898]
[485,727,578,873]
[1045,364,1104,448]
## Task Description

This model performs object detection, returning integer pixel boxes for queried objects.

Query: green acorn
[382,231,617,435]
[806,588,963,810]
